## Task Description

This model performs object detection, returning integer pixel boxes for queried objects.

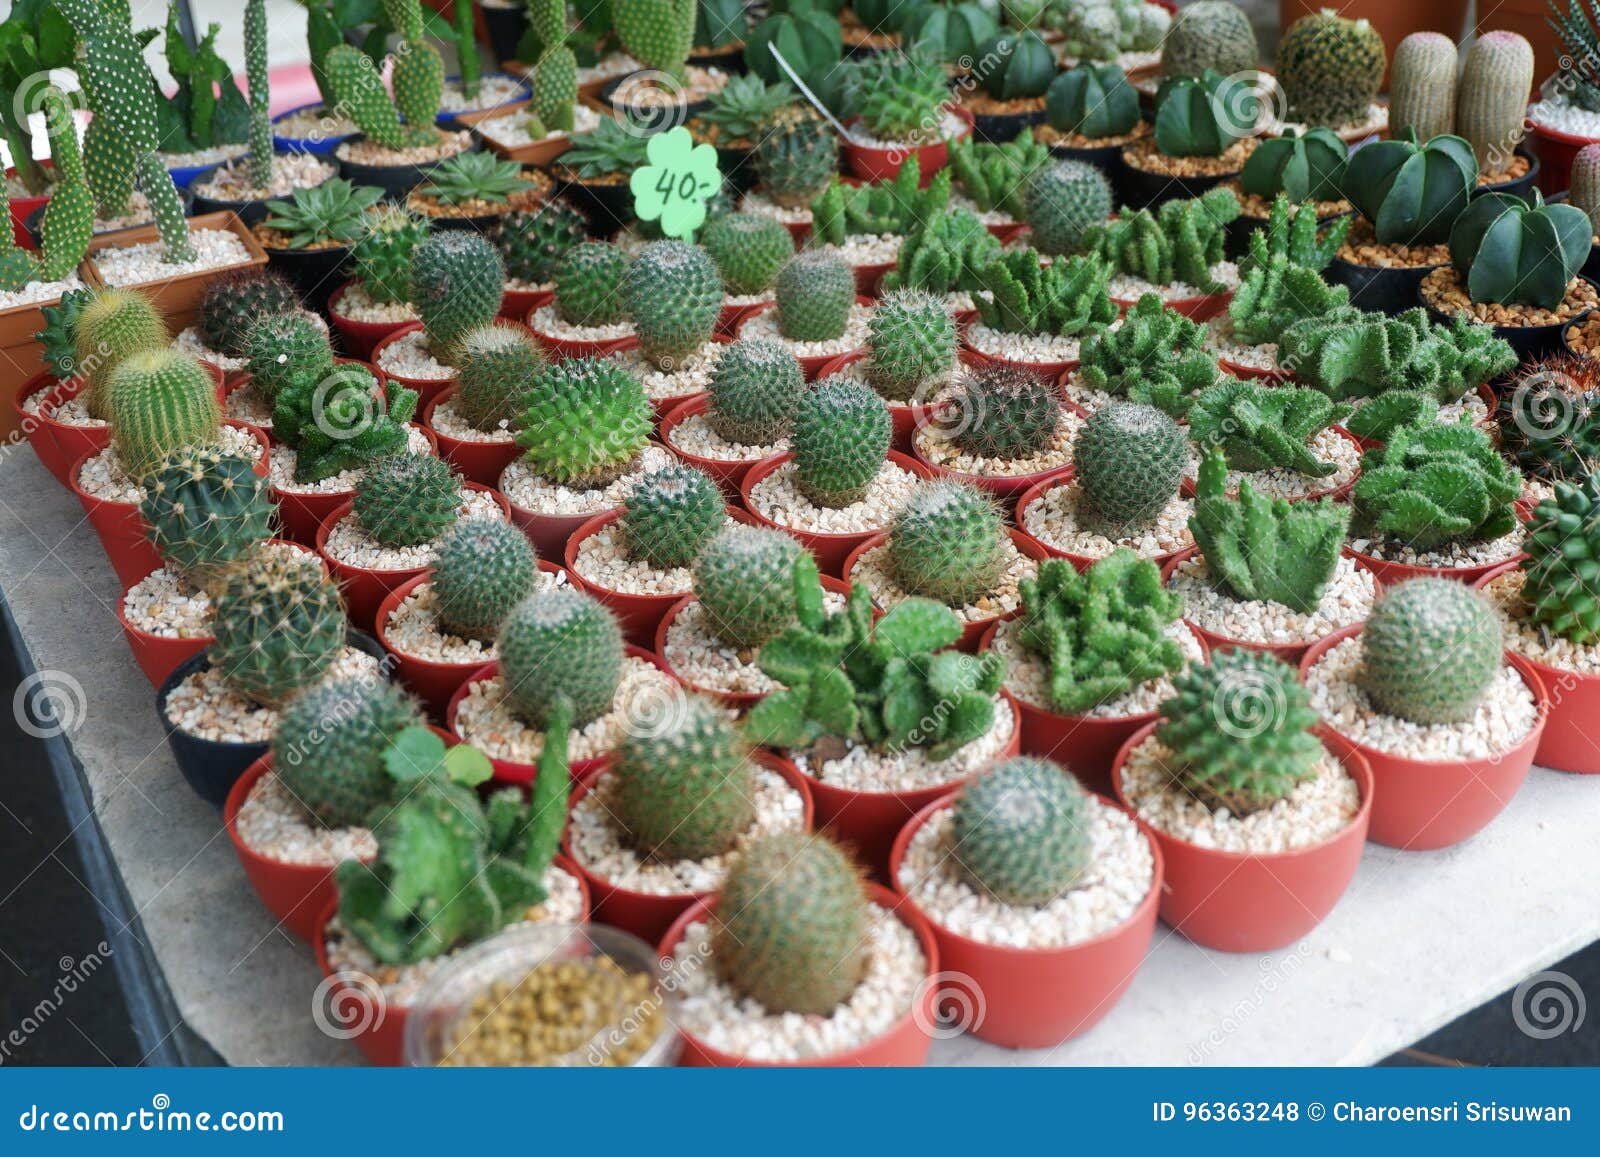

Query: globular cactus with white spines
[1457,31,1534,180]
[1388,32,1458,142]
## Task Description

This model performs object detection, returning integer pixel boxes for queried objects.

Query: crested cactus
[1279,308,1516,403]
[1227,254,1350,347]
[701,212,794,296]
[973,251,1118,338]
[1276,10,1386,129]
[554,241,630,328]
[273,361,416,483]
[623,241,723,367]
[864,289,957,402]
[614,697,755,860]
[1024,160,1114,256]
[1073,401,1187,532]
[887,480,1007,607]
[1448,191,1590,311]
[952,756,1092,906]
[1352,420,1521,550]
[209,551,347,708]
[107,351,224,479]
[352,452,462,547]
[950,363,1062,461]
[774,251,855,343]
[620,464,725,569]
[515,357,653,487]
[498,587,624,728]
[1457,31,1534,180]
[1524,474,1600,645]
[693,524,803,648]
[1188,449,1348,614]
[1341,130,1477,246]
[1388,32,1458,142]
[1076,293,1222,417]
[273,678,426,828]
[705,338,804,445]
[352,205,427,304]
[1045,62,1141,140]
[1240,194,1351,274]
[1085,187,1240,292]
[881,209,1001,297]
[1360,579,1502,725]
[1015,551,1185,714]
[140,447,274,595]
[810,160,951,246]
[1238,128,1348,205]
[431,519,540,642]
[451,324,545,433]
[1187,379,1350,478]
[411,232,506,364]
[792,376,892,508]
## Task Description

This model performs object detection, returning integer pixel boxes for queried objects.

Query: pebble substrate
[793,696,1016,793]
[991,616,1203,719]
[1166,554,1376,646]
[1020,481,1193,561]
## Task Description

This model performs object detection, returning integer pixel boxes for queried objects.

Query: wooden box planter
[81,211,268,335]
[0,271,103,443]
[453,99,574,167]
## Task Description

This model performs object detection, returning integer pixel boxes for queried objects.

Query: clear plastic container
[402,922,681,1067]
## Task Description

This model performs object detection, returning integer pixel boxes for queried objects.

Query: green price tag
[629,126,722,241]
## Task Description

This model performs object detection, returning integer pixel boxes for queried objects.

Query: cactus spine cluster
[753,105,840,210]
[526,0,577,132]
[352,206,427,304]
[775,251,856,343]
[1159,1,1258,79]
[353,453,462,547]
[614,698,755,860]
[140,448,275,595]
[706,339,803,446]
[451,324,545,433]
[1388,32,1457,142]
[200,272,299,358]
[951,364,1061,461]
[864,290,957,403]
[515,357,653,487]
[693,524,803,648]
[498,588,625,728]
[108,351,224,480]
[74,289,169,419]
[273,678,425,828]
[209,552,347,708]
[701,212,794,296]
[888,480,1007,607]
[411,232,506,364]
[431,519,540,642]
[953,757,1092,906]
[620,464,725,569]
[792,376,891,508]
[1073,402,1187,532]
[1025,161,1113,256]
[1524,475,1600,645]
[1359,579,1501,725]
[1457,31,1533,180]
[623,241,723,367]
[1277,10,1386,129]
[495,202,587,286]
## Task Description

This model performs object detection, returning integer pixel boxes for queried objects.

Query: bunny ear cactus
[973,251,1118,337]
[1447,191,1592,311]
[1352,419,1522,551]
[383,0,446,135]
[1188,448,1348,613]
[1046,62,1141,140]
[1187,379,1350,477]
[1524,474,1600,645]
[1153,69,1257,157]
[1238,128,1348,205]
[1014,551,1186,715]
[615,0,699,82]
[34,87,93,285]
[1340,130,1478,246]
[1389,32,1458,142]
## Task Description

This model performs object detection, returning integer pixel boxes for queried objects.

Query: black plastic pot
[1117,157,1236,210]
[559,175,636,236]
[688,44,746,75]
[599,74,713,128]
[1478,145,1541,201]
[1422,275,1599,363]
[971,106,1046,145]
[263,242,353,313]
[424,208,509,233]
[1225,203,1348,260]
[1584,241,1600,286]
[1045,137,1124,176]
[1326,253,1441,317]
[156,631,387,809]
[23,186,195,247]
[336,134,477,201]
[713,143,757,193]
[480,3,530,68]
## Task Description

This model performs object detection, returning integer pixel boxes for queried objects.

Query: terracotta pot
[841,530,1050,652]
[657,884,939,1066]
[83,211,268,334]
[316,484,511,629]
[311,857,592,1066]
[368,321,460,412]
[1342,536,1529,588]
[1111,288,1231,322]
[984,220,1027,246]
[327,280,413,360]
[1110,722,1374,952]
[959,334,1082,381]
[1301,624,1547,848]
[12,372,83,486]
[1013,467,1185,574]
[888,792,1162,1049]
[562,508,699,649]
[738,451,934,579]
[841,105,975,183]
[852,259,896,298]
[564,752,816,946]
[1,278,98,443]
[1526,115,1596,197]
[444,647,671,785]
[422,387,521,485]
[500,283,553,324]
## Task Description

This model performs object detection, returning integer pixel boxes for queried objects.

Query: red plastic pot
[959,331,1082,381]
[842,530,1050,653]
[1112,289,1231,322]
[1110,722,1373,952]
[524,307,638,360]
[327,280,414,360]
[1343,529,1530,589]
[1013,468,1185,574]
[36,359,227,481]
[852,260,895,298]
[6,162,51,248]
[985,220,1027,246]
[888,792,1161,1048]
[841,105,975,183]
[798,690,1022,881]
[1525,114,1595,197]
[317,484,510,629]
[740,451,935,579]
[659,394,774,500]
[501,436,675,558]
[1300,625,1548,849]
[735,297,873,380]
[1179,427,1364,506]
[909,402,1084,504]
[13,372,82,486]
[369,322,460,412]
[563,508,699,649]
[311,857,592,1066]
[978,619,1209,796]
[565,751,815,946]
[657,884,939,1066]
[717,297,772,338]
[422,387,521,486]
[500,282,553,323]
[444,646,672,785]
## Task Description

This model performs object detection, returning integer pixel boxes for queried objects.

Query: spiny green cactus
[753,104,840,210]
[693,524,803,648]
[1045,62,1141,140]
[273,678,426,828]
[1279,308,1516,403]
[554,241,630,328]
[244,313,335,407]
[841,44,952,143]
[950,363,1061,461]
[1159,0,1258,79]
[384,0,446,136]
[1076,293,1223,417]
[1015,551,1185,715]
[108,351,224,480]
[498,587,624,728]
[1238,128,1349,205]
[1024,160,1114,256]
[880,209,1002,296]
[888,480,1007,607]
[1352,420,1522,551]
[1496,357,1600,482]
[1550,0,1600,114]
[615,0,698,82]
[1188,448,1349,614]
[209,551,347,708]
[1085,186,1240,292]
[200,272,299,359]
[273,361,417,483]
[411,232,506,364]
[623,241,723,367]
[947,136,1051,220]
[1457,31,1534,180]
[864,289,957,402]
[1524,474,1600,645]
[527,0,577,132]
[1388,32,1458,142]
[809,160,952,246]
[1073,401,1187,532]
[353,452,462,547]
[1448,191,1590,311]
[774,251,856,343]
[1360,579,1502,725]
[1153,69,1257,158]
[1156,649,1323,815]
[973,251,1118,338]
[701,212,794,297]
[244,0,273,188]
[1240,194,1352,274]
[1277,9,1386,129]
[495,201,588,287]
[352,205,428,304]
[792,375,892,508]
[33,87,93,285]
[1342,390,1440,444]
[73,288,169,420]
[451,324,545,433]
[712,832,870,1016]
[1341,130,1477,246]
[620,464,724,570]
[706,338,803,445]
[1228,257,1350,349]
[515,357,653,487]
[952,756,1092,906]
[141,447,274,595]
[431,519,540,642]
[614,697,755,860]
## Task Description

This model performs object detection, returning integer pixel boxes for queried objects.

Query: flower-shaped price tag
[629,126,722,241]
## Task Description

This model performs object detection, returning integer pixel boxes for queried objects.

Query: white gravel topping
[1120,737,1361,853]
[438,75,528,113]
[1305,635,1539,761]
[30,394,102,426]
[739,303,871,358]
[123,542,313,638]
[568,766,806,896]
[194,153,335,201]
[78,424,260,504]
[269,424,432,495]
[667,909,925,1061]
[528,303,635,343]
[991,615,1202,718]
[662,591,847,696]
[914,409,1081,478]
[964,319,1086,364]
[383,570,566,664]
[161,144,248,168]
[92,228,255,287]
[476,102,603,147]
[428,395,515,442]
[1059,369,1117,413]
[739,190,812,226]
[1021,479,1193,560]
[571,520,721,596]
[163,646,382,743]
[947,193,1016,228]
[816,232,902,267]
[1349,525,1526,570]
[724,289,776,308]
[452,656,677,764]
[323,866,585,1007]
[1484,568,1600,676]
[793,696,1015,793]
[850,536,1037,623]
[499,442,675,517]
[322,489,505,571]
[224,381,274,428]
[0,272,83,309]
[1528,92,1600,137]
[667,412,785,462]
[577,52,643,84]
[745,459,921,535]
[176,311,327,373]
[1108,261,1239,302]
[1167,554,1376,646]
[850,108,966,149]
[332,282,419,325]
[897,800,1154,949]
[611,341,722,402]
[273,108,357,138]
[336,131,471,167]
[234,769,378,867]
[376,328,454,381]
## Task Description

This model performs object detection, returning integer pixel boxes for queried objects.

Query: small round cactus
[792,375,891,508]
[273,677,425,829]
[352,204,427,304]
[1277,10,1387,129]
[1457,31,1534,180]
[706,338,804,445]
[140,447,275,594]
[494,200,587,285]
[107,349,224,479]
[353,452,462,547]
[701,211,794,295]
[1073,402,1186,532]
[1389,32,1458,142]
[497,587,625,728]
[1160,0,1259,79]
[199,271,299,358]
[952,756,1092,906]
[515,357,653,488]
[613,697,755,861]
[888,480,1007,607]
[863,289,957,403]
[1525,474,1600,645]
[1025,160,1113,256]
[431,519,540,642]
[74,287,168,419]
[451,324,545,433]
[209,551,347,708]
[623,241,724,368]
[244,312,336,406]
[712,832,870,1016]
[775,251,855,343]
[950,363,1060,461]
[554,241,629,328]
[410,231,506,363]
[619,464,725,570]
[1359,579,1502,725]
[692,524,802,649]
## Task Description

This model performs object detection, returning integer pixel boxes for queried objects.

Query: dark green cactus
[692,524,804,648]
[950,363,1062,461]
[613,697,755,861]
[431,519,540,642]
[451,323,546,433]
[701,212,794,296]
[623,241,723,367]
[554,241,630,328]
[209,551,347,708]
[620,464,725,570]
[1153,69,1257,158]
[1340,129,1477,246]
[706,338,804,445]
[775,251,856,343]
[973,251,1118,337]
[273,678,426,829]
[498,587,624,728]
[411,232,506,364]
[1352,420,1522,551]
[1524,474,1600,645]
[1073,401,1187,532]
[1045,62,1140,140]
[1447,190,1592,311]
[952,757,1093,906]
[1239,128,1348,204]
[864,290,957,402]
[792,375,892,508]
[353,452,462,547]
[140,447,275,595]
[887,480,1008,607]
[514,357,652,487]
[1024,160,1114,256]
[1187,379,1350,477]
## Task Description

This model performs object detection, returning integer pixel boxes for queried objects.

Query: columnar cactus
[614,0,699,83]
[73,288,168,420]
[1024,160,1113,256]
[209,552,347,708]
[623,242,723,367]
[353,453,462,547]
[515,358,653,487]
[692,524,803,648]
[244,0,273,189]
[431,519,540,642]
[1572,144,1600,234]
[273,678,426,828]
[1457,31,1534,180]
[411,232,506,364]
[452,324,545,433]
[620,464,725,569]
[1073,402,1187,532]
[554,241,630,328]
[792,376,891,508]
[1276,10,1386,129]
[613,698,755,860]
[107,351,224,479]
[140,448,275,595]
[701,212,794,296]
[888,480,1007,607]
[1360,579,1502,725]
[526,0,577,132]
[706,339,804,445]
[498,588,625,728]
[1388,32,1458,142]
[775,251,855,342]
[864,290,956,402]
[1524,475,1600,645]
[952,757,1092,906]
[33,87,93,285]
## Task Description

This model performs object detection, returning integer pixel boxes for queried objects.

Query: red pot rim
[420,385,519,450]
[908,405,1081,495]
[655,883,939,1067]
[70,420,269,511]
[523,309,640,358]
[658,394,766,471]
[1523,112,1600,146]
[738,450,936,543]
[839,103,975,156]
[18,371,84,431]
[373,560,569,675]
[326,280,417,333]
[316,483,511,578]
[840,528,1051,627]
